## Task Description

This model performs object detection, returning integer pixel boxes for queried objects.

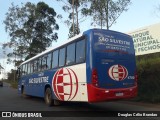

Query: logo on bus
[108,64,128,81]
[52,68,78,101]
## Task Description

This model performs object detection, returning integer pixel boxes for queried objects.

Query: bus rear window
[93,32,134,55]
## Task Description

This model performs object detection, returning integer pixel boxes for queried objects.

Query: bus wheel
[21,86,27,98]
[45,88,53,106]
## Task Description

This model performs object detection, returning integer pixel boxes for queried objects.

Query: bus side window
[76,39,86,63]
[28,63,31,74]
[66,43,75,65]
[52,50,59,68]
[30,61,34,73]
[38,58,42,71]
[22,65,25,76]
[47,53,52,69]
[59,48,65,67]
[42,56,47,70]
[24,64,28,75]
[33,60,38,72]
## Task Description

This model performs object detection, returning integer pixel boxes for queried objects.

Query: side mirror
[16,70,18,74]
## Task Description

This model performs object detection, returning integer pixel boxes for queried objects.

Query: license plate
[115,92,124,96]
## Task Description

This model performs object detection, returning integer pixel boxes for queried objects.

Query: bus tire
[21,86,28,98]
[45,88,53,106]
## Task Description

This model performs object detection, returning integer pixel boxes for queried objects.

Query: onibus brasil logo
[52,68,78,101]
[108,64,128,81]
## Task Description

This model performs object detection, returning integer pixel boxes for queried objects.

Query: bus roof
[20,33,83,66]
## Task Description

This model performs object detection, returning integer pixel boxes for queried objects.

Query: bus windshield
[93,31,135,59]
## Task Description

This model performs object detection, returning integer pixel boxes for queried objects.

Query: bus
[17,29,137,106]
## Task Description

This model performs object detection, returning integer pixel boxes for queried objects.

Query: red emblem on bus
[108,64,128,81]
[52,68,78,101]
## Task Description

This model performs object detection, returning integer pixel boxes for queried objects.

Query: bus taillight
[92,69,98,87]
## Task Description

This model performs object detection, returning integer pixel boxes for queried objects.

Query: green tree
[82,0,131,29]
[56,0,87,38]
[68,23,80,38]
[3,2,59,64]
[7,69,17,81]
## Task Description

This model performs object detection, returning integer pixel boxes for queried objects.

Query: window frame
[58,47,66,67]
[66,42,76,66]
[75,39,86,64]
[46,52,52,70]
[52,49,59,69]
[41,55,48,70]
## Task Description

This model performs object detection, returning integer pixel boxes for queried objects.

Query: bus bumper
[87,84,137,102]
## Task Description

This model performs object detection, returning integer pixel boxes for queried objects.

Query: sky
[0,0,160,72]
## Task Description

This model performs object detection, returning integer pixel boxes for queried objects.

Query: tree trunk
[76,4,79,34]
[106,0,109,30]
[72,0,75,36]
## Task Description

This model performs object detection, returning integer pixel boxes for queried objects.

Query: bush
[136,53,160,103]
[5,80,18,89]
